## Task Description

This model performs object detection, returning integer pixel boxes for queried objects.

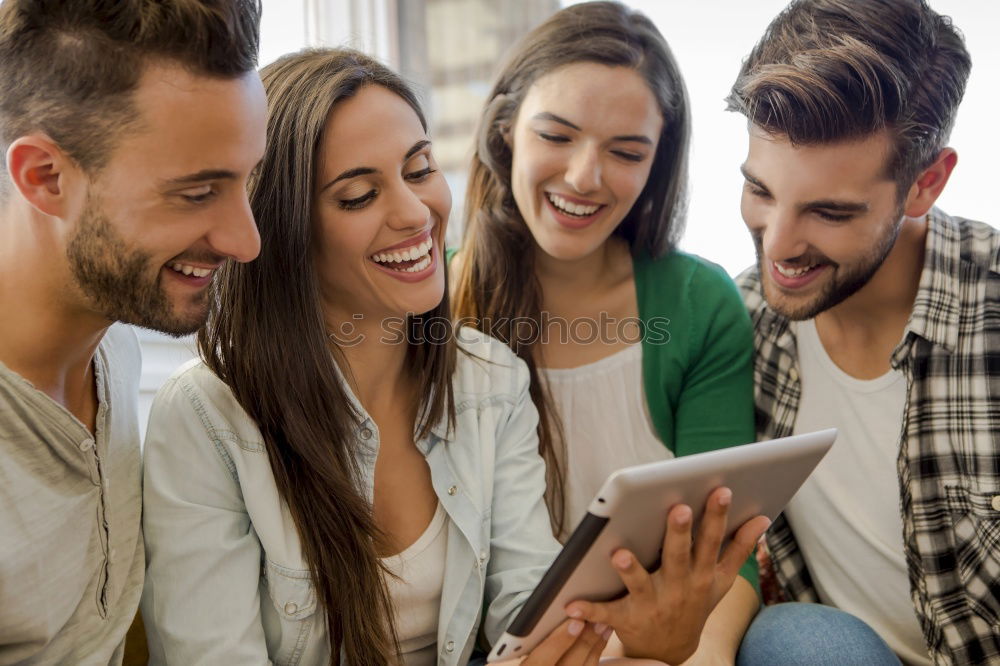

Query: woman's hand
[563,487,771,665]
[501,618,611,665]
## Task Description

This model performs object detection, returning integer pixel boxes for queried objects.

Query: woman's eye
[180,186,215,204]
[405,167,436,183]
[538,132,570,144]
[339,189,377,210]
[612,150,644,163]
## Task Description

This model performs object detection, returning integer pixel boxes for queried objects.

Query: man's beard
[753,208,904,321]
[66,195,210,337]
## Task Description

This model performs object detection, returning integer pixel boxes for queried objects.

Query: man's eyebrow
[740,165,869,213]
[533,112,652,144]
[803,199,870,214]
[740,165,769,192]
[163,169,239,186]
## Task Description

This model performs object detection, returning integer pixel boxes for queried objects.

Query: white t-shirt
[787,319,930,665]
[382,502,449,665]
[540,344,671,541]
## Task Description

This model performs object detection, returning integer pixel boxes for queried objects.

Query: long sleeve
[141,372,272,665]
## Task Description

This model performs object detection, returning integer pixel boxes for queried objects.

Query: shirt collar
[330,356,452,454]
[904,208,962,352]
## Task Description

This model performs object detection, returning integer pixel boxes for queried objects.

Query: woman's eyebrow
[319,140,434,193]
[320,167,377,193]
[533,111,580,130]
[405,139,431,161]
[532,111,652,145]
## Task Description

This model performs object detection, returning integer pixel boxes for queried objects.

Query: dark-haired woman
[139,48,762,666]
[450,2,766,662]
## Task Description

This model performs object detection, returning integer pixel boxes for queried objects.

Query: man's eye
[816,211,853,222]
[339,189,377,210]
[180,186,215,204]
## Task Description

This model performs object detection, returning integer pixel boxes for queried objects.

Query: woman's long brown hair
[199,48,456,665]
[451,1,691,536]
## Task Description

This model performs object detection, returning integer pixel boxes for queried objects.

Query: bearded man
[0,1,265,662]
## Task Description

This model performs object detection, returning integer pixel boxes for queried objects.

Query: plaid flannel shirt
[736,209,1000,665]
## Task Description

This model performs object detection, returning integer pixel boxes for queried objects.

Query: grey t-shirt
[0,324,144,665]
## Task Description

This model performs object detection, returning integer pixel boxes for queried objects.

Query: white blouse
[382,502,450,666]
[540,344,673,541]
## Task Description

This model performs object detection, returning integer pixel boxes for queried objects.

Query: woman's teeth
[372,239,433,272]
[547,193,600,217]
[774,262,819,278]
[169,262,212,278]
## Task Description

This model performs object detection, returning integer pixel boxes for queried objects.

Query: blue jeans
[737,603,902,665]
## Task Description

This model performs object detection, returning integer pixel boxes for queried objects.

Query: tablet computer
[487,428,836,663]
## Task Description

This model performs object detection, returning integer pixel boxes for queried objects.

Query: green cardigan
[633,250,758,590]
[449,247,759,589]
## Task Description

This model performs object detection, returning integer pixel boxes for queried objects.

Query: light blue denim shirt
[141,328,560,665]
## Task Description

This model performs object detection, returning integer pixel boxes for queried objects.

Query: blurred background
[137,0,1000,432]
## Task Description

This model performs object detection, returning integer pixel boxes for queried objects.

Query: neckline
[380,502,447,565]
[539,343,641,378]
[795,319,903,392]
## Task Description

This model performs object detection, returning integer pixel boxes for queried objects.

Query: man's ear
[5,135,78,218]
[902,148,957,218]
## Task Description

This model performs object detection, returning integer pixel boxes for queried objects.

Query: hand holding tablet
[564,486,770,664]
[489,429,837,663]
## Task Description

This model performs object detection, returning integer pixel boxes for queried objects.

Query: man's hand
[563,487,771,664]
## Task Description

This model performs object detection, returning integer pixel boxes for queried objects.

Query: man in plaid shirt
[726,1,999,664]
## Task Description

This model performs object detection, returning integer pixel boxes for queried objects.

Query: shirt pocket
[264,559,319,666]
[944,485,1000,623]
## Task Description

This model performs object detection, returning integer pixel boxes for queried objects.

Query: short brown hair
[726,0,971,195]
[0,0,262,191]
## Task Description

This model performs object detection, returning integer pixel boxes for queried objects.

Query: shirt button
[360,428,373,441]
[788,367,799,382]
[285,601,298,615]
[447,485,457,496]
[79,439,95,451]
[991,495,1000,512]
[445,640,455,653]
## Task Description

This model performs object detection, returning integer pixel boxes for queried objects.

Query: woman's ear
[499,121,512,148]
[6,134,77,218]
[902,148,957,219]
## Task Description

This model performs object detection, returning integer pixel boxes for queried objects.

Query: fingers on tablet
[522,618,606,665]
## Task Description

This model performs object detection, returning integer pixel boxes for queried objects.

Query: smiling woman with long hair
[450,2,765,661]
[138,48,622,666]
